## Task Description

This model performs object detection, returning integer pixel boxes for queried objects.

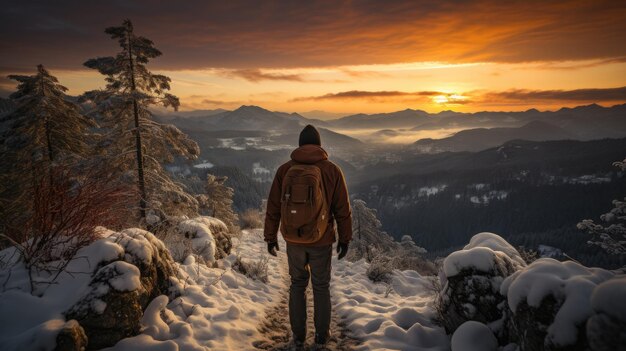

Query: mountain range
[412,120,575,152]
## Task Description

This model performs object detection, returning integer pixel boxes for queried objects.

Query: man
[264,124,352,348]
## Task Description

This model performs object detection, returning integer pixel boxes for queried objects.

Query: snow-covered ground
[0,228,446,350]
[109,229,286,351]
[333,259,448,350]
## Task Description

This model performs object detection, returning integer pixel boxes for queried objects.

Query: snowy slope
[0,228,447,350]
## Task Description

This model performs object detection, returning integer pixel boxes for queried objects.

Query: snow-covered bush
[232,255,269,283]
[393,235,437,275]
[367,254,394,283]
[501,258,614,350]
[586,276,626,351]
[438,232,526,337]
[161,216,232,264]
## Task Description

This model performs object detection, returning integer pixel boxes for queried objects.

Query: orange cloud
[478,86,626,103]
[293,87,626,106]
[2,1,625,70]
[292,90,443,102]
[221,69,305,82]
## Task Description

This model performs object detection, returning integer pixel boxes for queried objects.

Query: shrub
[232,255,269,283]
[239,208,264,229]
[1,165,132,293]
[366,254,394,283]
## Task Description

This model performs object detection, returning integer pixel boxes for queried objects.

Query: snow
[0,223,449,351]
[418,185,447,197]
[590,276,626,320]
[443,232,525,278]
[450,321,498,351]
[332,258,449,350]
[252,162,270,175]
[538,244,563,258]
[106,261,142,292]
[103,229,284,351]
[501,258,614,347]
[177,218,217,264]
[193,161,214,169]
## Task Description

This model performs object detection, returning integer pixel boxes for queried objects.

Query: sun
[433,95,449,104]
[432,94,468,105]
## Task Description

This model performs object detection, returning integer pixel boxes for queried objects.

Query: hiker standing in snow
[264,124,353,348]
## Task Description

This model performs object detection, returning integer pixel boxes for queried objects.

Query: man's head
[299,124,321,146]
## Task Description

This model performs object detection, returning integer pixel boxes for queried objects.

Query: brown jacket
[264,145,352,246]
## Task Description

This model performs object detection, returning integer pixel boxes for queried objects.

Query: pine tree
[0,64,95,216]
[199,174,240,234]
[82,20,200,219]
[1,65,93,166]
[350,199,397,261]
[577,157,626,256]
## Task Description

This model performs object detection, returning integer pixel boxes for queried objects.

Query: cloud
[222,69,305,82]
[479,86,626,103]
[1,1,625,70]
[292,90,442,102]
[294,87,626,105]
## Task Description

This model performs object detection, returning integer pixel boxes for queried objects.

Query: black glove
[267,241,279,257]
[337,242,349,260]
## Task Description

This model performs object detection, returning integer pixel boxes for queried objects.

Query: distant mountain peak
[233,105,270,113]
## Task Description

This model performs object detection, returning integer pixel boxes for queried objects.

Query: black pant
[286,243,332,343]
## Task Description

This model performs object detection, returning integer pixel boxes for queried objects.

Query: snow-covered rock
[586,276,626,351]
[0,228,177,350]
[501,258,614,350]
[64,228,177,349]
[451,321,498,351]
[439,233,525,336]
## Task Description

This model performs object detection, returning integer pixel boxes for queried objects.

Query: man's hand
[337,242,349,260]
[267,241,279,256]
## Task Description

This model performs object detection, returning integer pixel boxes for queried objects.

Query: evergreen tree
[82,20,199,219]
[350,199,397,261]
[0,65,95,221]
[578,157,626,256]
[199,174,240,234]
[1,65,93,166]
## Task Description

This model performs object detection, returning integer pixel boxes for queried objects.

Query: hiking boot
[291,335,306,351]
[314,332,329,346]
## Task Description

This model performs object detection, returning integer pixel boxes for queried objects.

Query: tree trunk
[40,73,53,163]
[127,25,147,219]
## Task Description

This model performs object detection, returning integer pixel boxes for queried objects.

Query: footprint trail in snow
[252,253,360,350]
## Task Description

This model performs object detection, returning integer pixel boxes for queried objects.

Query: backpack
[280,163,329,244]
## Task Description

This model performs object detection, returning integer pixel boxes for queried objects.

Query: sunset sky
[1,0,625,115]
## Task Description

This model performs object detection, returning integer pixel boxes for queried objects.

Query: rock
[587,276,626,351]
[439,233,525,339]
[451,321,498,351]
[55,320,87,351]
[501,258,613,351]
[64,229,177,350]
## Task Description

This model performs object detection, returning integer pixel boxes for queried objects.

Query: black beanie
[299,124,321,146]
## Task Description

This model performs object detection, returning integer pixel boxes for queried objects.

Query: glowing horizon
[1,1,625,115]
